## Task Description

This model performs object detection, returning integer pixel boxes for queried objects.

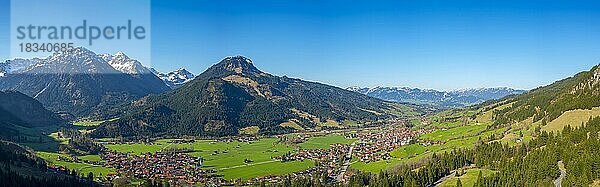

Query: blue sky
[2,0,600,90]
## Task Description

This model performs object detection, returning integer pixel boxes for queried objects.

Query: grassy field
[542,107,600,132]
[280,120,305,131]
[350,159,404,173]
[474,102,514,124]
[79,154,103,162]
[437,168,496,187]
[37,152,115,177]
[72,118,119,127]
[298,134,355,150]
[238,126,260,135]
[219,160,314,180]
[427,121,463,129]
[106,138,312,180]
[25,132,114,178]
[342,120,360,127]
[390,144,426,159]
[318,120,343,128]
[420,124,487,142]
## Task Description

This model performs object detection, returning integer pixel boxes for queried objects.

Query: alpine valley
[2,47,600,187]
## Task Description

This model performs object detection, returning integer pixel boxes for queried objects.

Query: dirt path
[430,165,478,187]
[430,171,456,187]
[554,161,566,187]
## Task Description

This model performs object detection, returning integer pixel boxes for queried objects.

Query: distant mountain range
[0,47,170,118]
[91,56,414,138]
[347,86,526,108]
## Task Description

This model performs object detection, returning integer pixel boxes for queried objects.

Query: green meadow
[542,107,600,132]
[72,118,119,127]
[390,144,426,158]
[36,152,115,177]
[105,138,313,180]
[420,124,488,142]
[219,160,314,180]
[438,168,497,187]
[298,134,356,150]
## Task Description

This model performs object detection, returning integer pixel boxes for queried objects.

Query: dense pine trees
[0,140,97,187]
[491,65,600,128]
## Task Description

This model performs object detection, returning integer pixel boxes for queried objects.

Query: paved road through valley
[336,141,357,182]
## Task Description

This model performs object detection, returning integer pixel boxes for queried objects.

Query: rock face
[0,47,170,118]
[594,67,600,82]
[92,56,413,138]
[101,52,154,76]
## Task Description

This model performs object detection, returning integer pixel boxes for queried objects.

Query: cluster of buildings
[101,151,210,185]
[56,119,437,185]
[265,125,437,184]
[273,143,350,182]
[352,127,434,162]
[216,136,258,143]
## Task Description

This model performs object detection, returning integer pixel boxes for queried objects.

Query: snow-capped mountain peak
[0,47,162,76]
[0,58,45,75]
[114,51,127,57]
[171,68,194,79]
[21,47,120,74]
[149,68,195,88]
[101,52,151,75]
[0,47,170,117]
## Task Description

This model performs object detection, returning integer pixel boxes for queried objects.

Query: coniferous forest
[0,141,98,187]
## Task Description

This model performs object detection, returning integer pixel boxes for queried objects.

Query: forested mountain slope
[0,140,98,186]
[0,91,66,140]
[490,65,600,127]
[92,56,415,138]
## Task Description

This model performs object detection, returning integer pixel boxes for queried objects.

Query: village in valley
[37,117,451,186]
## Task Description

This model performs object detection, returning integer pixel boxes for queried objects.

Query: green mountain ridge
[91,56,415,138]
[489,64,600,127]
[0,91,67,140]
